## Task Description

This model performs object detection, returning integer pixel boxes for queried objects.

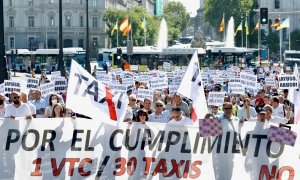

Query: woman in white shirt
[44,94,60,118]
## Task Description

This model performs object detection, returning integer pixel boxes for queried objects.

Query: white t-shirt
[168,116,193,126]
[26,101,36,115]
[272,104,285,118]
[4,103,32,118]
[0,104,7,118]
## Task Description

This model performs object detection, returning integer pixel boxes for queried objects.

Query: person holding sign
[4,92,32,120]
[263,105,290,124]
[168,107,193,126]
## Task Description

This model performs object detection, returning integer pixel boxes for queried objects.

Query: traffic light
[117,47,122,60]
[260,8,268,24]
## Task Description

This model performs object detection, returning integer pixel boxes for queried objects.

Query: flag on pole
[251,22,259,34]
[276,17,290,30]
[122,23,132,36]
[245,16,249,35]
[140,17,147,32]
[234,22,242,36]
[218,15,225,32]
[119,17,129,32]
[177,51,208,122]
[271,19,280,28]
[111,21,118,36]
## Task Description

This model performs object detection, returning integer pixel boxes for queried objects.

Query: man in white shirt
[149,100,170,123]
[31,90,47,118]
[5,91,32,119]
[271,97,285,118]
[20,92,36,118]
[0,93,7,117]
[168,107,193,126]
[263,105,290,124]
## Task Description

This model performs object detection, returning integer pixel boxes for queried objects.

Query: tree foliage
[163,2,190,43]
[267,30,280,53]
[103,7,160,47]
[291,29,300,51]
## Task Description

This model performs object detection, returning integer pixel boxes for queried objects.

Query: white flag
[66,60,128,123]
[177,51,208,122]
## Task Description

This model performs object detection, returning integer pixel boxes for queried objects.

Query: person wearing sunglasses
[168,107,193,126]
[149,100,170,123]
[5,91,32,120]
[218,102,240,122]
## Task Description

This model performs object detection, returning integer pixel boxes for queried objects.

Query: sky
[170,0,201,17]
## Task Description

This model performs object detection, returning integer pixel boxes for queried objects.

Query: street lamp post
[0,1,8,83]
[85,0,91,73]
[57,0,66,77]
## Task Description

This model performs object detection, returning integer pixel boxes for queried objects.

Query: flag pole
[289,16,291,50]
[144,30,147,46]
[245,15,248,48]
[241,19,244,47]
[117,19,119,47]
[223,13,226,43]
[279,15,282,63]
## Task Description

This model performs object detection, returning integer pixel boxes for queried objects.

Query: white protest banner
[51,71,61,77]
[2,119,300,179]
[172,75,183,85]
[214,77,224,85]
[51,75,65,82]
[137,75,150,83]
[265,77,276,87]
[278,75,299,89]
[137,89,153,101]
[150,78,168,90]
[163,62,171,69]
[166,71,174,79]
[40,82,55,97]
[112,68,122,75]
[240,72,257,91]
[122,71,134,78]
[66,60,128,122]
[228,78,245,95]
[169,84,178,96]
[201,74,209,85]
[208,92,226,106]
[96,70,107,80]
[24,74,32,78]
[130,65,139,71]
[121,77,134,85]
[4,80,21,94]
[0,83,4,93]
[109,84,128,94]
[54,79,67,93]
[26,78,39,89]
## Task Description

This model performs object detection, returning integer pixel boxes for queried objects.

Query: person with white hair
[149,100,170,123]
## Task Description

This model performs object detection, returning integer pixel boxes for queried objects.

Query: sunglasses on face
[156,104,163,107]
[13,96,20,99]
[139,114,147,117]
[224,108,232,110]
[130,99,136,101]
[212,106,218,109]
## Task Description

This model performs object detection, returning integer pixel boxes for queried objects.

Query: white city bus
[284,50,300,71]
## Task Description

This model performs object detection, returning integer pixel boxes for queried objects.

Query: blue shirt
[149,111,170,123]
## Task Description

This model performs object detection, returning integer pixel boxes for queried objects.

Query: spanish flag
[251,22,259,34]
[271,19,280,28]
[276,17,290,30]
[119,17,129,32]
[111,21,118,36]
[140,17,147,32]
[123,23,132,36]
[218,15,225,32]
[234,22,242,36]
[245,16,249,35]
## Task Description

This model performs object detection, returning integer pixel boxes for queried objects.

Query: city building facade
[3,0,155,51]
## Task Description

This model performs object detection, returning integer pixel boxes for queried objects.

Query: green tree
[163,2,190,43]
[103,7,160,47]
[267,30,280,53]
[291,29,300,50]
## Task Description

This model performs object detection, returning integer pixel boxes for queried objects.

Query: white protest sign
[150,78,168,90]
[96,70,107,79]
[278,75,299,89]
[163,62,171,69]
[137,89,153,101]
[169,84,178,96]
[121,77,134,85]
[51,75,65,81]
[24,74,32,78]
[112,68,122,75]
[0,83,4,93]
[137,75,150,83]
[26,78,39,89]
[109,83,128,94]
[228,78,245,95]
[4,80,21,94]
[166,71,174,79]
[51,71,61,77]
[214,77,224,85]
[265,77,276,87]
[54,79,67,93]
[40,82,55,97]
[240,72,257,90]
[130,65,139,71]
[122,71,134,78]
[208,92,226,106]
[201,74,209,85]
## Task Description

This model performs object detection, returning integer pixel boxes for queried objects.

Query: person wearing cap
[263,105,290,123]
[257,109,266,122]
[237,98,257,121]
[168,107,193,126]
[218,102,240,122]
[149,100,170,123]
[165,93,190,117]
[5,91,32,120]
[0,93,7,117]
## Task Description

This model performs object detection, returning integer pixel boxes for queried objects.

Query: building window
[28,16,35,27]
[49,16,55,27]
[93,0,97,7]
[78,39,84,48]
[80,16,84,27]
[9,16,14,28]
[29,0,33,6]
[65,0,70,4]
[92,17,97,28]
[65,15,71,27]
[92,38,98,46]
[10,37,15,49]
[9,0,13,6]
[275,0,280,9]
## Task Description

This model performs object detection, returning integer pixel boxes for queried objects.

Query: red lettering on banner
[105,86,117,121]
[166,160,185,177]
[183,160,190,178]
[152,159,167,176]
[113,157,126,176]
[259,165,295,180]
[51,158,80,176]
[277,166,294,180]
[127,157,137,175]
[78,158,93,176]
[189,161,202,179]
[143,157,156,175]
[31,158,42,176]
